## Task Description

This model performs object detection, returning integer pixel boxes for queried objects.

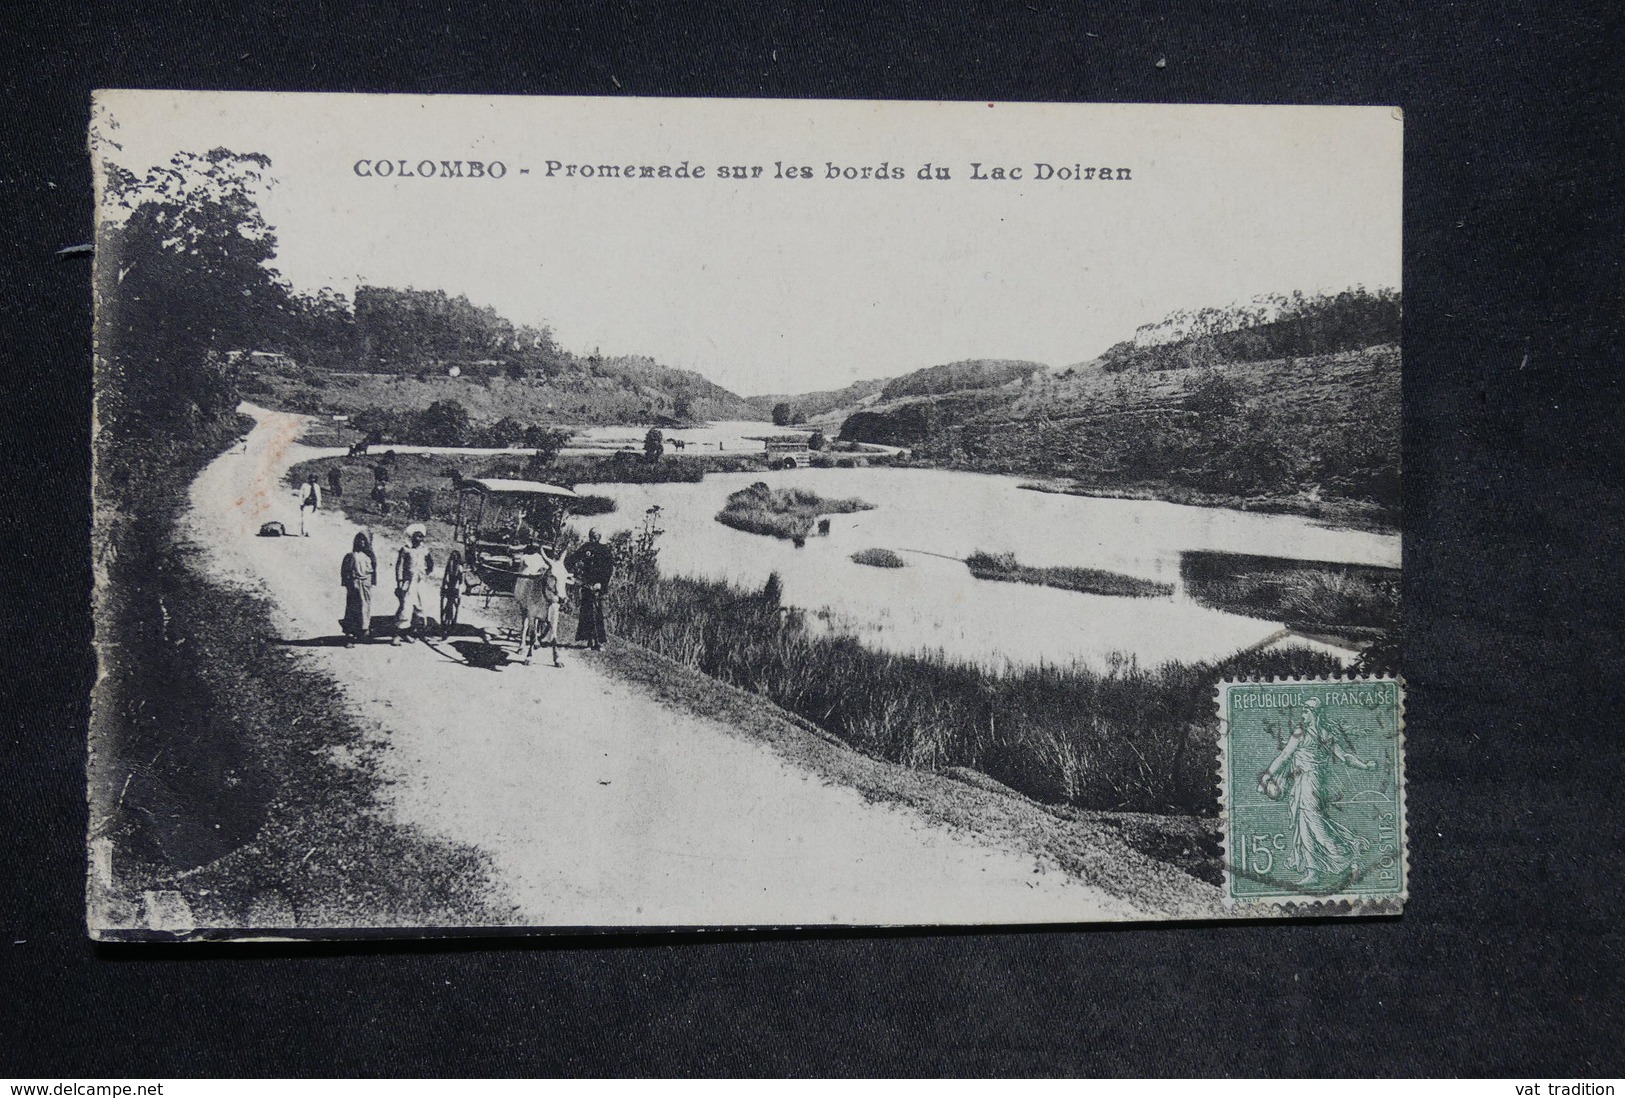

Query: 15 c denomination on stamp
[1219,677,1406,910]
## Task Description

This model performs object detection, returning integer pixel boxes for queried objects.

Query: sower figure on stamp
[392,523,436,645]
[1258,696,1377,886]
[566,528,615,651]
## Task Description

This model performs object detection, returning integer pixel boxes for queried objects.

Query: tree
[354,286,515,370]
[523,426,571,465]
[284,286,355,369]
[484,416,525,447]
[772,402,794,427]
[644,427,665,464]
[807,429,827,451]
[514,323,562,362]
[415,399,471,446]
[96,147,293,454]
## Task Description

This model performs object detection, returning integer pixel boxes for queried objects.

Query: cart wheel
[440,589,460,636]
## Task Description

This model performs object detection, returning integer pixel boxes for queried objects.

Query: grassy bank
[607,571,1344,815]
[965,550,1173,598]
[92,413,261,893]
[715,482,875,544]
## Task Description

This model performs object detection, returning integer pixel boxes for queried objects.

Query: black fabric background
[4,0,1621,1077]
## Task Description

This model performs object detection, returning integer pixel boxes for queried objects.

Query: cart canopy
[463,477,579,499]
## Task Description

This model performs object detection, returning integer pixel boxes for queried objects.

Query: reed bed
[851,548,906,568]
[608,572,1343,814]
[571,494,619,516]
[964,550,1174,598]
[1181,551,1399,631]
[715,482,875,544]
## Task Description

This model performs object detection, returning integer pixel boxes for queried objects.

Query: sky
[94,92,1402,397]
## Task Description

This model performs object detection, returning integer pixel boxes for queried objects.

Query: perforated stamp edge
[1215,674,1408,915]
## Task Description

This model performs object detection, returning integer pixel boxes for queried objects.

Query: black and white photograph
[88,92,1403,936]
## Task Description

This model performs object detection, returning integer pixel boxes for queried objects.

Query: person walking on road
[297,472,322,536]
[393,523,437,644]
[339,532,376,645]
[566,528,615,651]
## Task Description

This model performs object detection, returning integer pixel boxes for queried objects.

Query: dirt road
[184,404,1156,926]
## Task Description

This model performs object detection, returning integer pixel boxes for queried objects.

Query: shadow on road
[444,638,515,671]
[273,633,367,648]
[439,622,490,640]
[273,614,408,647]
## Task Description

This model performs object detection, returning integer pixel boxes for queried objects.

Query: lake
[568,466,1401,672]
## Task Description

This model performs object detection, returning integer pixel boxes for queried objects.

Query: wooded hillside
[243,284,760,426]
[880,359,1047,400]
[837,290,1401,526]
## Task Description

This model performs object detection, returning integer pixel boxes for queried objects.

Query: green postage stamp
[1219,677,1407,910]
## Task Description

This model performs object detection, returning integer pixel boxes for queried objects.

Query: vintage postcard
[88,92,1404,938]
